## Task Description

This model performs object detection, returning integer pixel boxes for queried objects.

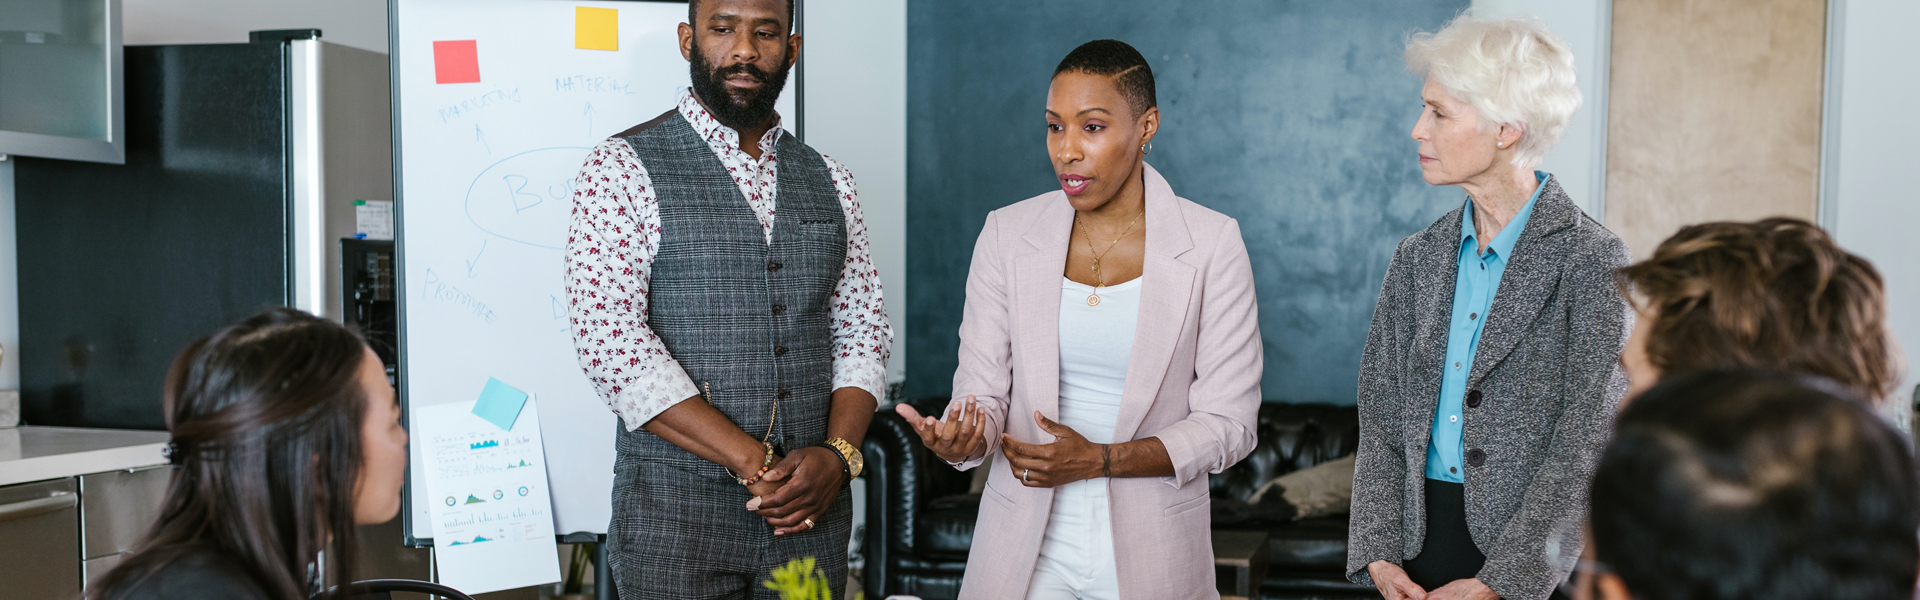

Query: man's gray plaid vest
[605,110,853,600]
[615,111,845,478]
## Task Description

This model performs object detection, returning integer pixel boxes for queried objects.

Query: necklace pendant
[1087,293,1101,307]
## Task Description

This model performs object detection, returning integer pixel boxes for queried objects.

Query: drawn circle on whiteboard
[445,496,456,506]
[463,147,594,251]
[492,489,505,500]
[519,486,530,497]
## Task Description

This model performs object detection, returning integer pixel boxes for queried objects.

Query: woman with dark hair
[897,39,1263,599]
[1616,217,1900,405]
[87,308,409,600]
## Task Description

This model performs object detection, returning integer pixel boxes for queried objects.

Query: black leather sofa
[861,398,1377,599]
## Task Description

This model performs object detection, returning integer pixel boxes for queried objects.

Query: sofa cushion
[1251,454,1355,520]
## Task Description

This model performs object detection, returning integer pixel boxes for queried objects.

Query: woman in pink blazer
[897,40,1263,600]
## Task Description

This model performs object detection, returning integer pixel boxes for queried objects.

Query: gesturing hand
[1367,560,1427,600]
[751,447,845,536]
[896,396,987,464]
[1000,411,1103,488]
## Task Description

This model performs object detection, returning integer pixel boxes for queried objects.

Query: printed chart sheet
[420,379,561,594]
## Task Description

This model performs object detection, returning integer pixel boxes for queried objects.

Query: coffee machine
[342,238,398,384]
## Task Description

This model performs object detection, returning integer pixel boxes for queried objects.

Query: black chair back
[316,578,476,600]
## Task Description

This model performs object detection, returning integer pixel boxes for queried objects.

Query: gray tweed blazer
[1345,176,1631,600]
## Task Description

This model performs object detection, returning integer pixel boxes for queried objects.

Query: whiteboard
[391,0,799,541]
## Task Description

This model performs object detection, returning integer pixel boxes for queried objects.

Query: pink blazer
[949,164,1264,599]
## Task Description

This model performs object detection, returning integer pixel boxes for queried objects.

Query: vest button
[768,261,782,272]
[1466,389,1482,408]
[1466,448,1486,467]
[772,304,785,315]
[774,346,787,356]
[777,389,790,400]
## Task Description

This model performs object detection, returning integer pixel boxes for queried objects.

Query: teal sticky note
[471,378,529,431]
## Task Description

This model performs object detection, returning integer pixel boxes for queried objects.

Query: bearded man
[564,0,891,597]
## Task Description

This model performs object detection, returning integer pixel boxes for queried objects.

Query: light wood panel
[1605,0,1827,258]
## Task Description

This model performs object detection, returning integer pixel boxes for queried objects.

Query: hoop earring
[1142,141,1153,155]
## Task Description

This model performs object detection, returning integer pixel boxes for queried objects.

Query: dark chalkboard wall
[906,0,1470,404]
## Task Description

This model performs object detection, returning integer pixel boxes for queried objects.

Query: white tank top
[1035,276,1141,587]
[1056,276,1142,444]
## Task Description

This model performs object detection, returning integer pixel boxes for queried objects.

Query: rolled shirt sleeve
[821,155,894,403]
[565,139,701,432]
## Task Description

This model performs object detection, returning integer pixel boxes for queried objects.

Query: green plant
[762,557,860,600]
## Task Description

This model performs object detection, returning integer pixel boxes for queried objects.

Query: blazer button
[1466,448,1486,467]
[772,304,786,315]
[768,261,782,272]
[1466,390,1482,408]
[774,346,787,356]
[777,389,790,400]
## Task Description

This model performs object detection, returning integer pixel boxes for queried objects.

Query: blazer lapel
[1405,207,1461,454]
[1112,164,1197,442]
[1466,178,1578,388]
[1016,195,1075,424]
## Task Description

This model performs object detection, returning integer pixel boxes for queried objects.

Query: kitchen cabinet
[0,477,82,599]
[0,426,171,595]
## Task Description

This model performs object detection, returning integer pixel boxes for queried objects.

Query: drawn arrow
[476,125,491,155]
[465,239,487,278]
[552,295,566,319]
[583,102,597,138]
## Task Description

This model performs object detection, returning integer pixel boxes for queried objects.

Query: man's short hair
[1052,40,1157,119]
[1590,369,1920,600]
[1619,217,1896,403]
[688,0,794,33]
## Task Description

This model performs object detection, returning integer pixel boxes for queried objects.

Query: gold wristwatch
[818,437,864,479]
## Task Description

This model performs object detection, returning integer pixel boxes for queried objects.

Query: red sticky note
[433,40,480,84]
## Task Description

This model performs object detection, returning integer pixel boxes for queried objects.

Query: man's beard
[688,48,791,133]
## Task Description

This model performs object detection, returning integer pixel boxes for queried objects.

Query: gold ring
[803,518,815,529]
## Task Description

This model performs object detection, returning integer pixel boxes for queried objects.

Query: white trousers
[1025,478,1121,600]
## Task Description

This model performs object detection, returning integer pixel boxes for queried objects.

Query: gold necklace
[1074,208,1144,307]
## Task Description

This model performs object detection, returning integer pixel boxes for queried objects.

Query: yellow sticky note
[576,7,618,51]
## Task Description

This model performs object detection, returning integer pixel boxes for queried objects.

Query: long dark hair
[89,308,373,600]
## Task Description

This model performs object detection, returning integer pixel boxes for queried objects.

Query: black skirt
[1402,478,1569,599]
[1402,479,1486,589]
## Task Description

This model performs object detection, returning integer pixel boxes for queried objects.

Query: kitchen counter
[0,427,170,487]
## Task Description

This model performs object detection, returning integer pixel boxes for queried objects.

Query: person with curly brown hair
[1616,217,1901,405]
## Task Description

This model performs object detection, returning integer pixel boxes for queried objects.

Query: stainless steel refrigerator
[12,31,391,430]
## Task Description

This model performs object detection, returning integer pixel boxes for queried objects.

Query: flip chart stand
[559,532,617,600]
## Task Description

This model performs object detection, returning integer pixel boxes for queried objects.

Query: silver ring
[1023,468,1031,483]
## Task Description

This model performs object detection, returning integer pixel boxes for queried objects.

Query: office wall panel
[1605,0,1827,258]
[906,0,1467,403]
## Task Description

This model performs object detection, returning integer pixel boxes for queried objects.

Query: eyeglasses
[1559,558,1616,600]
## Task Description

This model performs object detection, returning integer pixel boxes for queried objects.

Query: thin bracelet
[1101,444,1112,478]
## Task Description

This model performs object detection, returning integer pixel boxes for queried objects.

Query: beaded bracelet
[730,442,778,486]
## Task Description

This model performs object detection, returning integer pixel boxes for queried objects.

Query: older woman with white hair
[1345,14,1631,600]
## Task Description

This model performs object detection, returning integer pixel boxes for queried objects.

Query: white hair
[1405,13,1581,170]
